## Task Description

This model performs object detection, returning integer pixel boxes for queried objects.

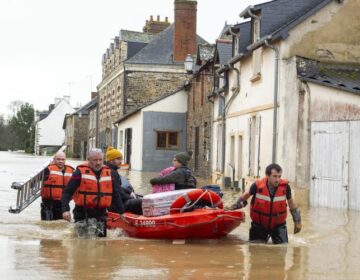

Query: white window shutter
[255,114,262,177]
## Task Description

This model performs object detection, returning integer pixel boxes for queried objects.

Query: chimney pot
[157,15,160,21]
[150,15,153,21]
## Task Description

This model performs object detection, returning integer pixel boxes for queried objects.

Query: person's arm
[230,183,256,209]
[43,167,50,181]
[150,170,182,185]
[286,185,302,234]
[110,170,126,215]
[61,169,81,221]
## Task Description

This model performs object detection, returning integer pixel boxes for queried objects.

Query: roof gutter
[239,5,256,18]
[247,35,273,52]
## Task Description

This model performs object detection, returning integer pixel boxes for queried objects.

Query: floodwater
[0,152,359,280]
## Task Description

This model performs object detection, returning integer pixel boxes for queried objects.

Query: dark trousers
[124,199,143,215]
[73,207,107,237]
[249,222,288,244]
[41,200,63,221]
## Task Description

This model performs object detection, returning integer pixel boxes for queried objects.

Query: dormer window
[252,16,260,42]
[233,34,239,55]
[251,15,262,82]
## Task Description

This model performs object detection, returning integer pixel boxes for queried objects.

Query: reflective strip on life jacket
[49,170,64,176]
[99,176,112,183]
[273,195,287,202]
[255,193,271,202]
[81,174,97,181]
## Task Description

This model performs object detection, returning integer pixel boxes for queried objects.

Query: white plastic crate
[142,189,192,217]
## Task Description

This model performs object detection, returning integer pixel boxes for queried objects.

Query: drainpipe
[215,64,240,175]
[265,39,280,163]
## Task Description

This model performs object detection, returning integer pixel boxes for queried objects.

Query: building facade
[114,88,188,171]
[97,0,206,150]
[35,96,74,155]
[211,0,360,208]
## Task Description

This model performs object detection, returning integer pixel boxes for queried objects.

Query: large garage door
[310,121,360,210]
[349,121,360,210]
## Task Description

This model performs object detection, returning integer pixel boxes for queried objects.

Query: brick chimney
[143,15,171,34]
[173,0,197,62]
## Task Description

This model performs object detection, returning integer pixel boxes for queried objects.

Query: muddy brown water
[0,151,359,279]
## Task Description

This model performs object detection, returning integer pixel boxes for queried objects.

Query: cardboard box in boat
[142,189,191,217]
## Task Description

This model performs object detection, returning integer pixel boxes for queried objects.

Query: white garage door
[310,121,360,210]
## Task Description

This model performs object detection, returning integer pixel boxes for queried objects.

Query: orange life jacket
[41,164,74,201]
[250,177,288,229]
[73,164,113,209]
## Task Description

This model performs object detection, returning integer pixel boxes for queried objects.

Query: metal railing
[8,146,66,214]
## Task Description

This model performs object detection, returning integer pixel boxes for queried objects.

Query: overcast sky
[0,0,264,117]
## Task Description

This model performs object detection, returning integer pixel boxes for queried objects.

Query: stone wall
[124,71,188,114]
[187,70,214,179]
[73,116,89,158]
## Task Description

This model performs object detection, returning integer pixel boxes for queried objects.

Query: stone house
[97,0,206,149]
[211,0,360,209]
[185,28,232,180]
[114,87,188,171]
[63,98,94,159]
[34,96,75,155]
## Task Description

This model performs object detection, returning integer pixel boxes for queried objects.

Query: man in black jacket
[105,146,143,215]
[61,148,125,237]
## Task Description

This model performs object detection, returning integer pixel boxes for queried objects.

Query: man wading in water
[61,148,125,237]
[231,163,302,244]
[40,151,74,220]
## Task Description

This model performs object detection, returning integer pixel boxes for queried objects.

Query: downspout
[218,64,240,175]
[222,64,240,176]
[265,39,280,163]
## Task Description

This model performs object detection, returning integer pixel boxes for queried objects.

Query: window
[251,16,262,82]
[156,131,179,149]
[119,130,123,149]
[201,73,204,106]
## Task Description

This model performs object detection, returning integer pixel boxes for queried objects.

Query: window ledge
[250,73,261,83]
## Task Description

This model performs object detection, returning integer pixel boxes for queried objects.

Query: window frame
[156,130,180,150]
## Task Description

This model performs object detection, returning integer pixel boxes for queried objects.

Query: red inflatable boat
[106,209,245,239]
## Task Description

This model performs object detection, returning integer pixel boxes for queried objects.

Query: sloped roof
[215,42,232,65]
[126,24,208,65]
[127,41,148,59]
[242,0,331,41]
[297,58,360,95]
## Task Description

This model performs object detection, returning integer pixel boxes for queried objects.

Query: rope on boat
[170,190,219,213]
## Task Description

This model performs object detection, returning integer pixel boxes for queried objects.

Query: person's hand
[294,222,302,234]
[130,192,136,199]
[63,211,71,222]
[230,198,247,210]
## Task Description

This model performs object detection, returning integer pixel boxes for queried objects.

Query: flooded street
[1,152,360,279]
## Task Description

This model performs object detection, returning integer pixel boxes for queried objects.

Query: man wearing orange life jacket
[231,163,302,244]
[41,151,74,221]
[61,148,125,237]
